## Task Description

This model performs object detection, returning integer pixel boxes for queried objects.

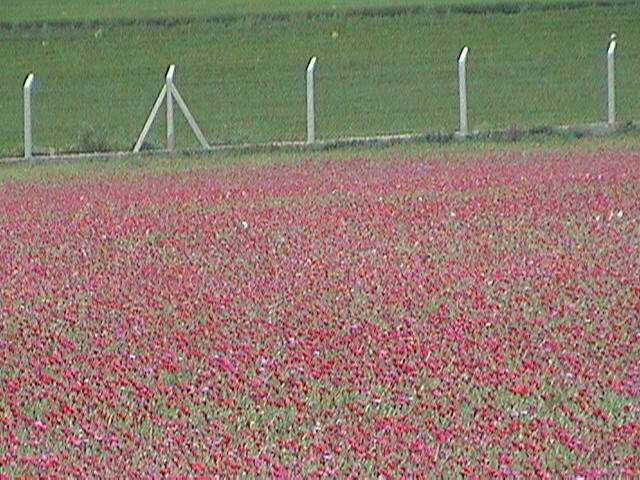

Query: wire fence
[4,32,640,160]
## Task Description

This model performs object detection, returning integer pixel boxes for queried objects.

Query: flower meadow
[0,149,639,478]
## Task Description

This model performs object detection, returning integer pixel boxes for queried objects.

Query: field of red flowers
[0,149,639,478]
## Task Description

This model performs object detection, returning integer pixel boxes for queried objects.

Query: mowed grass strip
[0,3,638,157]
[1,130,640,184]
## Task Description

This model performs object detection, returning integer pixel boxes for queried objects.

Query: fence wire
[617,48,640,123]
[315,60,458,140]
[0,89,22,158]
[179,62,305,146]
[29,65,168,155]
[469,53,606,131]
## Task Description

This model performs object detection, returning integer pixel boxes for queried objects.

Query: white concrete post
[458,47,469,137]
[166,65,176,152]
[607,34,617,126]
[306,57,317,144]
[23,73,36,159]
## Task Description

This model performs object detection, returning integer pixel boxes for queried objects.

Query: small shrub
[138,140,159,151]
[528,124,554,136]
[504,124,524,142]
[73,126,110,153]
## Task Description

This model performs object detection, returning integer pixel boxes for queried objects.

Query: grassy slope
[0,3,638,156]
[2,0,604,24]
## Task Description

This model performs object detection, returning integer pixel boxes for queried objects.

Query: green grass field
[1,1,639,157]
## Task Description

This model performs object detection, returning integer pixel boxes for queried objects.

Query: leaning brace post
[171,85,211,149]
[607,34,617,126]
[458,47,469,137]
[166,65,176,152]
[133,85,167,153]
[23,73,36,159]
[306,57,317,144]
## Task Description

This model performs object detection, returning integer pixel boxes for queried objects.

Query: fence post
[607,33,617,126]
[23,73,36,159]
[458,47,469,137]
[166,65,176,152]
[306,57,317,144]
